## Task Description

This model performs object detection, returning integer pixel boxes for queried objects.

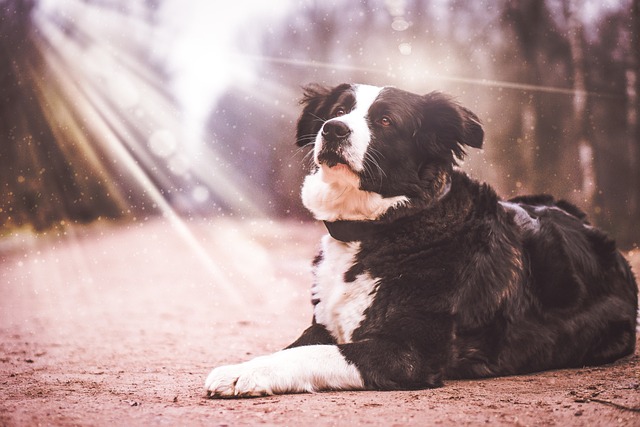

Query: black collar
[323,220,388,243]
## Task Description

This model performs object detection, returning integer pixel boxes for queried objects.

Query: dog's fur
[205,83,638,397]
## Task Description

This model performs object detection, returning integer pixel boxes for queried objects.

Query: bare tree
[630,0,640,237]
[566,0,597,211]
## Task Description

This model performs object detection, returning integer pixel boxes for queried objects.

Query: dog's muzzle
[317,120,352,167]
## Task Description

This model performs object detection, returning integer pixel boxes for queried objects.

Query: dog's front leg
[205,336,448,398]
[286,321,337,348]
[205,344,364,398]
[338,338,447,390]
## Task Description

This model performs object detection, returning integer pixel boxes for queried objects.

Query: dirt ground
[1,217,638,426]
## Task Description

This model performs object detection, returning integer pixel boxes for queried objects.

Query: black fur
[290,83,638,391]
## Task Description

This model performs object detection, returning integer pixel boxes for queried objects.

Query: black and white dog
[205,83,638,397]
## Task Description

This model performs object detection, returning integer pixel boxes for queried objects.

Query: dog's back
[449,193,638,379]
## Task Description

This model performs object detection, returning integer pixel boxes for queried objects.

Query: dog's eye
[379,116,392,127]
[333,107,347,117]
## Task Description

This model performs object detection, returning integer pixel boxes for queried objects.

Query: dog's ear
[419,92,484,162]
[295,84,332,147]
[458,106,484,149]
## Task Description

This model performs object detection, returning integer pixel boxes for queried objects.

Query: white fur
[533,205,595,230]
[301,168,409,221]
[313,236,379,343]
[500,201,590,233]
[533,205,574,219]
[499,201,540,232]
[205,345,364,397]
[313,84,383,172]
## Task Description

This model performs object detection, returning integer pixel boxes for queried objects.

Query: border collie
[205,83,638,397]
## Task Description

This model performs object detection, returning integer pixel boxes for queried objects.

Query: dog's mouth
[323,163,354,176]
[317,151,356,172]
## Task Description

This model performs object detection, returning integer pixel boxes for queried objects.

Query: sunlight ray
[2,1,292,307]
[33,31,247,307]
[239,54,622,99]
[32,1,268,217]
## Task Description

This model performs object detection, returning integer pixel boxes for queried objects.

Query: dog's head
[296,83,483,221]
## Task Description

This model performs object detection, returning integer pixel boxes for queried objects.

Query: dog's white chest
[312,235,379,344]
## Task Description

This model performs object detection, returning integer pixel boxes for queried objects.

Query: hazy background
[1,0,639,248]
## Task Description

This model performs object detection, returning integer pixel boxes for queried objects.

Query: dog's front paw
[205,362,275,398]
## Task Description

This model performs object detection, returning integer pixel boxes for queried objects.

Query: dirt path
[1,218,638,426]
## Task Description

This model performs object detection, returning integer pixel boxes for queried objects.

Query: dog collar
[323,174,452,243]
[323,220,386,243]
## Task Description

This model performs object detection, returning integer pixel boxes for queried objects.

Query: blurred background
[1,0,639,248]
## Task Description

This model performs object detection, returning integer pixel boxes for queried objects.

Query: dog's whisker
[363,150,387,187]
[307,113,326,124]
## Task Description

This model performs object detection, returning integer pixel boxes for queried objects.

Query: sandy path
[1,218,638,426]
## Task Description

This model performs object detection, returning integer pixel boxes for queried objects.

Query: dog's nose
[322,120,351,142]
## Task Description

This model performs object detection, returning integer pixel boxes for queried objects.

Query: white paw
[204,346,364,398]
[205,361,276,398]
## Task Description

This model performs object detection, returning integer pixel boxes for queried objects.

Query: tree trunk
[630,0,640,247]
[566,0,597,213]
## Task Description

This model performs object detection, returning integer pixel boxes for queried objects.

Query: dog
[205,83,638,398]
